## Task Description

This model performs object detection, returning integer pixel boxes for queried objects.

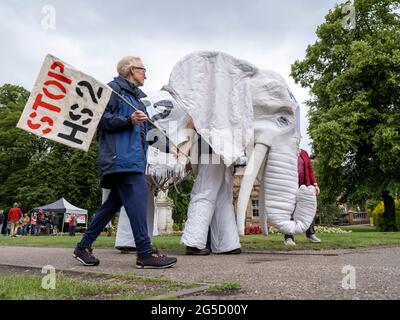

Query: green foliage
[0,84,101,216]
[291,0,400,208]
[369,199,400,231]
[317,201,342,224]
[168,176,195,229]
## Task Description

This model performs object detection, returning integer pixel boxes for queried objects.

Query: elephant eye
[277,116,289,126]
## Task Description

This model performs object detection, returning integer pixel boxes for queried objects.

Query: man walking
[73,56,177,269]
[7,203,23,237]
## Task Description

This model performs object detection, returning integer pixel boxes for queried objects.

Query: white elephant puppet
[112,51,317,252]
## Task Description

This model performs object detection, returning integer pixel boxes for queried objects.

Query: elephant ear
[165,51,259,166]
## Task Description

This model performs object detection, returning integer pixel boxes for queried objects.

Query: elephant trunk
[263,145,316,234]
[236,143,268,236]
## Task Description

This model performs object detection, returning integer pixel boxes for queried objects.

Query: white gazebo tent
[34,198,88,233]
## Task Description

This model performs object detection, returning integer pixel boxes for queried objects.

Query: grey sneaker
[307,234,321,243]
[136,249,177,269]
[284,238,296,246]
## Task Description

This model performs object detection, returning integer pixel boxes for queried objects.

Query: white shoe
[284,238,296,246]
[307,234,321,243]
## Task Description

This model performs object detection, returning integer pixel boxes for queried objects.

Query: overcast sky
[0,0,341,152]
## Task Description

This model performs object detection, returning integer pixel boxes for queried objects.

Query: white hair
[117,56,143,78]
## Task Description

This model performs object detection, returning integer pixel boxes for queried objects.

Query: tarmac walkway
[0,246,399,299]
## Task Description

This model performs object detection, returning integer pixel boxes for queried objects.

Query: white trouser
[101,188,158,249]
[181,162,241,253]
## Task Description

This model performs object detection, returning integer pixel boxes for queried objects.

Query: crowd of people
[0,205,64,237]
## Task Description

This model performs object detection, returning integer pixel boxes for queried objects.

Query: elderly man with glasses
[73,56,177,269]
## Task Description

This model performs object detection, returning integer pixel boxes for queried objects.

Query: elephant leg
[102,188,135,248]
[115,207,136,248]
[210,166,241,253]
[101,189,129,244]
[147,185,159,237]
[181,162,224,250]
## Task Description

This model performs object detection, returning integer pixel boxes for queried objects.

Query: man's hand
[131,110,148,125]
[314,185,320,196]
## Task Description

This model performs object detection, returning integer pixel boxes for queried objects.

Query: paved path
[1,246,399,299]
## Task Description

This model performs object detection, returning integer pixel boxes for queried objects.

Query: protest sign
[17,54,112,151]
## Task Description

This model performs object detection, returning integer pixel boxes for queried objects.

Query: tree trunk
[382,191,397,231]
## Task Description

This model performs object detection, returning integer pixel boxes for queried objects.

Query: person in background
[30,212,37,236]
[284,149,321,245]
[22,213,30,236]
[35,209,44,236]
[69,214,76,236]
[7,203,23,237]
[44,212,52,235]
[5,222,11,236]
[51,212,59,236]
[0,210,4,235]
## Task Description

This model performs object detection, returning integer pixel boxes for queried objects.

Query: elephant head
[236,69,317,236]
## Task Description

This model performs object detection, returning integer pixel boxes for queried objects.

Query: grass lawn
[1,228,399,251]
[0,266,195,300]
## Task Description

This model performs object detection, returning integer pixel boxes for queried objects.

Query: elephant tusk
[237,143,269,236]
[258,173,268,235]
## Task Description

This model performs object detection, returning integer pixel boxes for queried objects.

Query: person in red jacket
[69,215,76,236]
[8,203,23,237]
[284,149,321,245]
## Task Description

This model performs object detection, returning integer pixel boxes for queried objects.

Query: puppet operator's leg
[210,166,241,253]
[114,187,157,249]
[181,163,225,249]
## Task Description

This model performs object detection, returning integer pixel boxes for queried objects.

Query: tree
[291,0,400,230]
[0,84,49,209]
[168,176,195,230]
[0,84,101,216]
[17,142,101,215]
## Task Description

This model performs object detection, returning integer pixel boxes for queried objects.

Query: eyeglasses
[132,66,147,73]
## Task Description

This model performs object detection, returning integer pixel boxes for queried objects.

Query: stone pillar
[155,190,174,235]
[348,211,354,225]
